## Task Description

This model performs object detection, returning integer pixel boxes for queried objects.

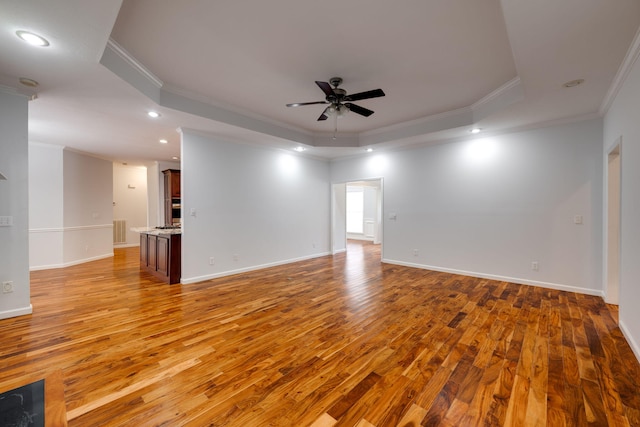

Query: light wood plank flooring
[1,241,639,426]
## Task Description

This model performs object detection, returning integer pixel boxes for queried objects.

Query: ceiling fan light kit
[286,77,385,138]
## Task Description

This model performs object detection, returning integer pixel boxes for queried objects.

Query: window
[346,186,364,234]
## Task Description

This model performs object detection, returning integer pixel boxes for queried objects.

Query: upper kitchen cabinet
[163,169,181,226]
[164,169,180,198]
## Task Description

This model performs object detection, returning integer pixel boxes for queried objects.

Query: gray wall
[332,119,603,295]
[0,90,30,319]
[180,130,331,283]
[29,144,113,270]
[603,44,640,360]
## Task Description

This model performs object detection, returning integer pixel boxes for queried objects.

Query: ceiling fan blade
[317,107,330,121]
[345,103,374,117]
[286,101,328,107]
[315,81,334,97]
[344,89,385,102]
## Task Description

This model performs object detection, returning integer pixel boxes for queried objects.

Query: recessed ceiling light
[172,156,179,160]
[18,77,39,88]
[159,139,168,144]
[16,30,49,47]
[147,111,160,118]
[469,128,482,134]
[563,79,585,88]
[366,148,373,152]
[294,146,306,152]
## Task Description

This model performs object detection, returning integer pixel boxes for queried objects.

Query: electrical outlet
[531,261,539,271]
[209,257,215,265]
[413,249,419,256]
[0,216,13,227]
[2,281,13,293]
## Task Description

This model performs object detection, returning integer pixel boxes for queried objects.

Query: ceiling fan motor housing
[328,88,346,103]
[329,77,343,88]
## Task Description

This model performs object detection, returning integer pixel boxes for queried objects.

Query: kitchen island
[133,227,181,284]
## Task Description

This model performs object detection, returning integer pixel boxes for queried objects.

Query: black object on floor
[0,379,44,427]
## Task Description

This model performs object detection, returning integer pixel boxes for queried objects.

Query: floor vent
[113,219,127,244]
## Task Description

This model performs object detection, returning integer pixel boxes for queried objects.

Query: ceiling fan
[286,77,385,121]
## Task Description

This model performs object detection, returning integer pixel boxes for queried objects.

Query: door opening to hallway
[332,179,383,260]
[606,141,621,305]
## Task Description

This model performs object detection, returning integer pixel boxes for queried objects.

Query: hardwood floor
[1,241,639,426]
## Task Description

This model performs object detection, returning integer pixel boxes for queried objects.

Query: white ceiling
[1,0,639,163]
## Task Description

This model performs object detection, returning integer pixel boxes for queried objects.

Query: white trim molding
[620,321,640,364]
[104,38,163,89]
[29,224,113,233]
[382,258,605,298]
[600,26,640,115]
[181,251,331,284]
[0,305,33,320]
[29,254,114,271]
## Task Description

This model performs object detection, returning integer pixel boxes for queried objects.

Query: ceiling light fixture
[159,139,168,144]
[325,103,349,118]
[16,30,49,47]
[294,146,306,152]
[172,156,179,160]
[469,127,482,134]
[366,148,373,153]
[19,77,39,88]
[563,79,584,88]
[147,111,161,118]
[329,104,350,140]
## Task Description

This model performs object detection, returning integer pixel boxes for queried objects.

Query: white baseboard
[346,234,374,242]
[114,243,140,249]
[0,305,33,320]
[181,251,331,284]
[619,320,640,364]
[381,258,605,298]
[30,253,114,271]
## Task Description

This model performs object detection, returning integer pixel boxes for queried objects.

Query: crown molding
[104,38,163,89]
[28,141,65,150]
[360,105,472,139]
[0,83,34,99]
[471,77,524,123]
[600,26,640,116]
[162,84,312,136]
[471,76,521,111]
[100,39,524,150]
[0,84,20,95]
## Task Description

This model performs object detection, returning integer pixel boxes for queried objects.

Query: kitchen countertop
[131,227,182,235]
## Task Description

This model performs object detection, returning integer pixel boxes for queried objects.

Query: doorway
[331,178,383,257]
[606,140,621,305]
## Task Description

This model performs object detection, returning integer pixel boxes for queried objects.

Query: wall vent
[113,219,127,244]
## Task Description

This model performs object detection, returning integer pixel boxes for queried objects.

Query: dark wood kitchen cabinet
[140,232,181,284]
[163,169,181,226]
